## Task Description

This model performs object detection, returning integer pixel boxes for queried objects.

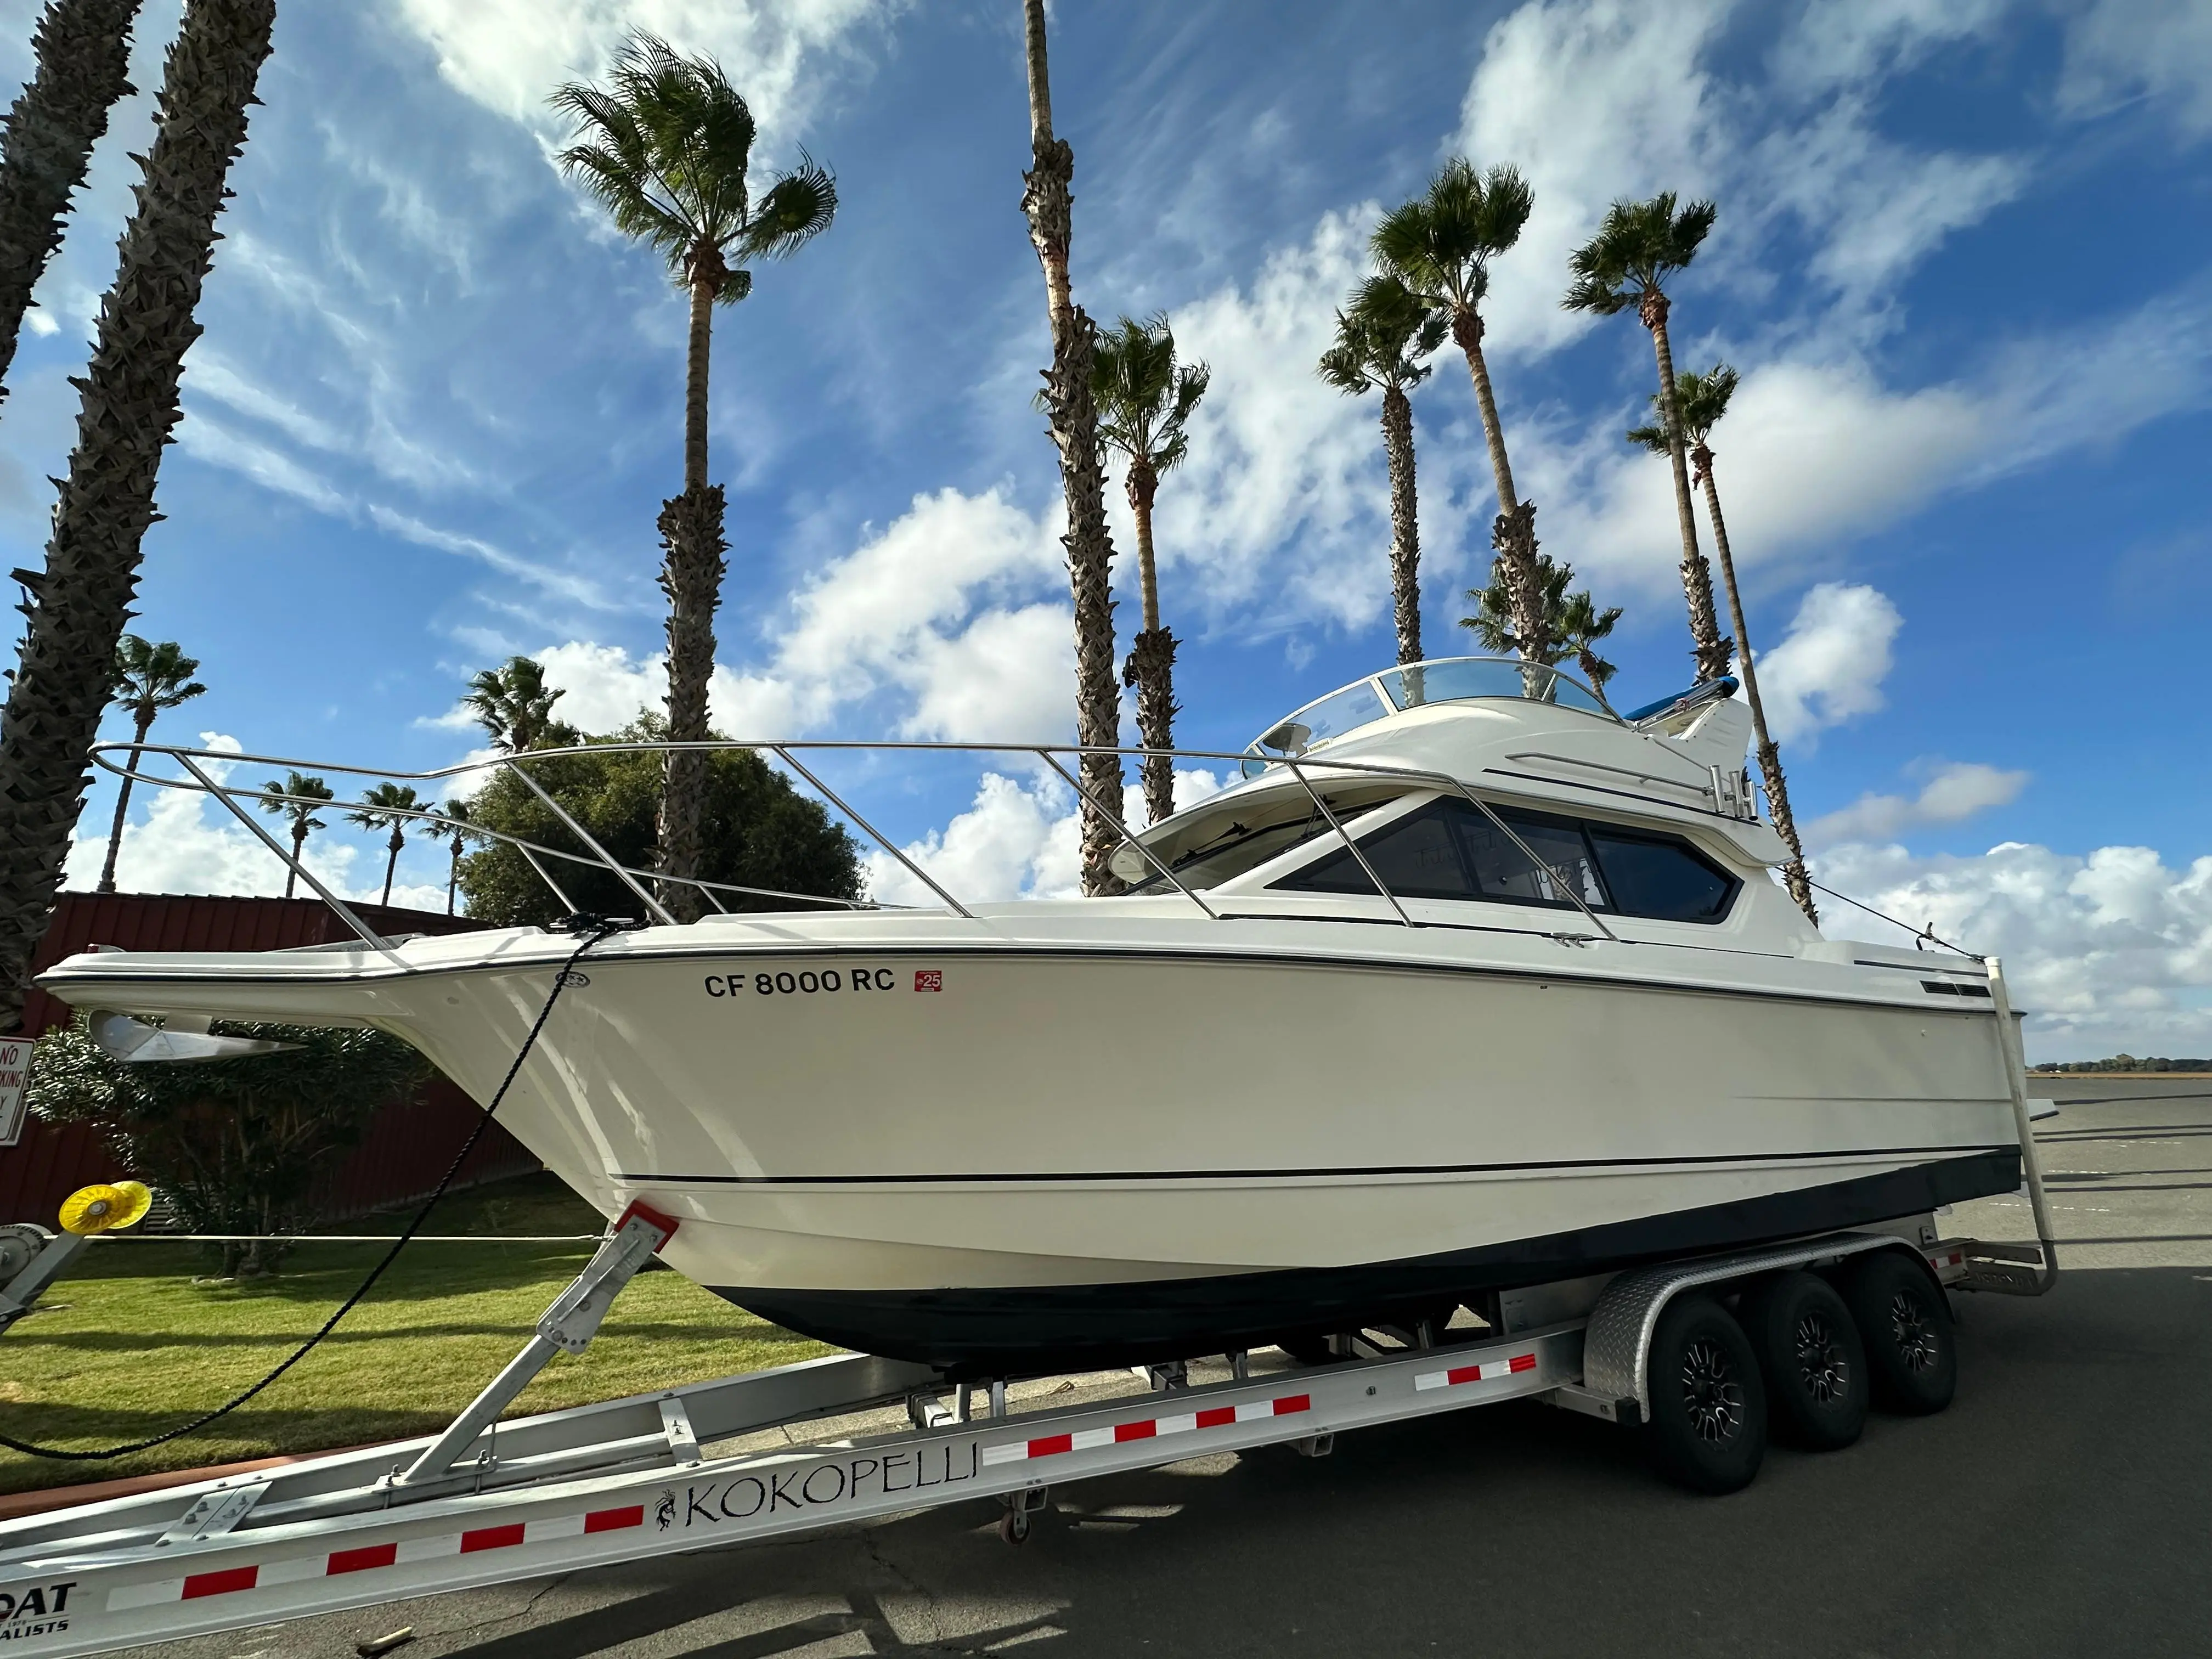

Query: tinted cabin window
[1459,810,1608,909]
[1274,799,1737,924]
[1587,828,1735,922]
[1274,800,1476,899]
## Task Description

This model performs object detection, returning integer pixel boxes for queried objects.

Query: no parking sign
[0,1036,31,1147]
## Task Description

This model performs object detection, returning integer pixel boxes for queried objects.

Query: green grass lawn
[0,1173,831,1497]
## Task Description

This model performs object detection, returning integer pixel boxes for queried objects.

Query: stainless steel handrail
[89,737,1641,946]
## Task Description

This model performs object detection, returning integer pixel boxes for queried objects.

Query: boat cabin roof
[1242,657,1615,778]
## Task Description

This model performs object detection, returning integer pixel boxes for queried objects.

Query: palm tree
[258,772,333,901]
[1462,553,1623,698]
[0,0,276,1035]
[1319,275,1448,668]
[429,798,476,916]
[0,0,143,407]
[1018,0,1123,893]
[1371,159,1550,661]
[94,634,205,892]
[1092,313,1207,828]
[464,656,566,753]
[1630,364,1818,922]
[348,782,424,909]
[1564,192,1731,685]
[550,33,836,923]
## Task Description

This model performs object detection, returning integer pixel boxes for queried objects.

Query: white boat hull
[40,906,2024,1372]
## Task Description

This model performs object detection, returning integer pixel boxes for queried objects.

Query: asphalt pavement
[125,1079,2212,1659]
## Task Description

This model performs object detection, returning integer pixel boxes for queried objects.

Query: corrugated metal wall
[1,894,542,1226]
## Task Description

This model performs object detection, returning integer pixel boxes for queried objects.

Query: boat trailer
[0,1204,2051,1658]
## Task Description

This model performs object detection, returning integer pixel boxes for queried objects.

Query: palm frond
[1372,158,1531,310]
[737,154,837,262]
[1625,420,1671,455]
[1093,313,1207,471]
[1564,191,1718,311]
[1627,362,1738,452]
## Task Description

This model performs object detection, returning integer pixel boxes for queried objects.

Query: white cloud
[862,766,1229,909]
[1457,0,1733,359]
[1815,838,2212,1059]
[1158,208,1474,634]
[2058,0,2212,137]
[1805,760,2030,848]
[1754,583,1901,748]
[392,0,892,144]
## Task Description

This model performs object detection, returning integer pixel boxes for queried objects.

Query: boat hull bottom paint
[715,1150,2017,1375]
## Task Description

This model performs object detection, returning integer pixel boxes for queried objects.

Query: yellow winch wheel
[59,1180,152,1235]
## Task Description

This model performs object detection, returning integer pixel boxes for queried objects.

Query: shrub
[28,1019,430,1275]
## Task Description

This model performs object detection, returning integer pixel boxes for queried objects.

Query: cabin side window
[1271,799,1740,924]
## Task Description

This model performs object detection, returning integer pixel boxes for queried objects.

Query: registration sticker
[914,970,943,992]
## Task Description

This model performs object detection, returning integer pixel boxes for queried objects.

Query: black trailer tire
[1643,1295,1767,1494]
[1839,1249,1956,1415]
[1276,1334,1332,1366]
[1739,1271,1867,1451]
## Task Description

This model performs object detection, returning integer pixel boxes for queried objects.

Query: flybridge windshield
[1242,657,1617,778]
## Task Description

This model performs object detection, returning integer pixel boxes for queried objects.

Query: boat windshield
[1241,657,1616,778]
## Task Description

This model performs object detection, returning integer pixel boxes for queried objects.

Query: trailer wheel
[1739,1271,1867,1451]
[998,1504,1031,1545]
[1276,1334,1331,1366]
[1840,1250,1955,1415]
[1643,1295,1767,1494]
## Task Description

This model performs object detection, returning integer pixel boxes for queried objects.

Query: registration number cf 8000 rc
[703,968,938,998]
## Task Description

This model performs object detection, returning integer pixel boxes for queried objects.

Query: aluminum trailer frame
[0,1214,2024,1659]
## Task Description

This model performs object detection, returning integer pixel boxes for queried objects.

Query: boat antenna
[0,920,635,1462]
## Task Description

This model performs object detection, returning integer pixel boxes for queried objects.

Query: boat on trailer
[40,657,2031,1376]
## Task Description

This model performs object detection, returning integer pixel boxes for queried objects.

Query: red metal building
[0,893,540,1226]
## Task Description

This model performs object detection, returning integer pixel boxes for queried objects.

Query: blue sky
[2,0,2208,1057]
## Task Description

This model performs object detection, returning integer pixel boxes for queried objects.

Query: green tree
[1371,159,1549,660]
[1462,553,1623,697]
[430,798,477,916]
[1093,313,1207,827]
[258,772,332,901]
[1564,191,1730,684]
[0,0,276,1034]
[550,33,836,922]
[94,634,205,892]
[348,782,424,909]
[29,1016,428,1276]
[460,717,862,928]
[1630,363,1816,922]
[1319,275,1448,667]
[462,656,567,753]
[1018,0,1122,893]
[0,0,143,405]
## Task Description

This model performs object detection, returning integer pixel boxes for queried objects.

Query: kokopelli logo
[656,1489,678,1531]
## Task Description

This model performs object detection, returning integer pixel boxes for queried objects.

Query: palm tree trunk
[447,847,460,915]
[1020,0,1122,895]
[1380,381,1422,665]
[381,827,402,907]
[1122,459,1175,827]
[656,264,726,924]
[94,704,153,891]
[1450,307,1546,663]
[656,482,726,924]
[0,0,275,1035]
[1644,295,1730,684]
[285,825,305,900]
[0,0,142,407]
[1695,444,1817,925]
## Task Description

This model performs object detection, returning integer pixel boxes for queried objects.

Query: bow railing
[88,737,1622,954]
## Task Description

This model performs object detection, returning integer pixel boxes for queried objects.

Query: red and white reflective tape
[106,1504,646,1611]
[1926,1247,1967,1279]
[979,1392,1311,1467]
[1413,1353,1537,1392]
